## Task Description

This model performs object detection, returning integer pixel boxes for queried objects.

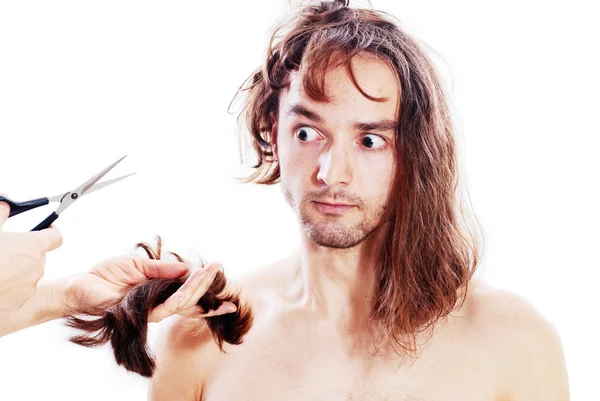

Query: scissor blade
[47,192,68,203]
[78,155,128,196]
[83,173,137,196]
[54,155,129,215]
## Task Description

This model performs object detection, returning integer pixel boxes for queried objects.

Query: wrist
[45,276,76,319]
[0,276,77,337]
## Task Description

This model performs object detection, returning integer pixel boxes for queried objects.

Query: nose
[316,141,354,187]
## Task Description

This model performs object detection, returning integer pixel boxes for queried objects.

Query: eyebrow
[286,104,397,133]
[287,104,325,123]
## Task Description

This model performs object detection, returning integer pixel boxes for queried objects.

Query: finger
[141,259,189,279]
[148,294,183,323]
[176,301,237,319]
[180,264,221,310]
[0,201,9,229]
[197,301,238,318]
[148,265,219,323]
[34,226,63,251]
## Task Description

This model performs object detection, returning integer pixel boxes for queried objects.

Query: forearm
[0,276,72,337]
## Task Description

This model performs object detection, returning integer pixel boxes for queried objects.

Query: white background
[0,0,598,400]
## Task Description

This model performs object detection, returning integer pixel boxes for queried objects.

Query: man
[149,1,569,400]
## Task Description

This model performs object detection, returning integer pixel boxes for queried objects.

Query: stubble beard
[283,187,386,249]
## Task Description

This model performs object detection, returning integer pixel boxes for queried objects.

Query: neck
[287,222,389,331]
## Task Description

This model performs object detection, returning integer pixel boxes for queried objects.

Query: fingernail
[226,305,237,313]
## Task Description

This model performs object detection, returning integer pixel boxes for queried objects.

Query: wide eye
[294,126,321,142]
[361,134,386,149]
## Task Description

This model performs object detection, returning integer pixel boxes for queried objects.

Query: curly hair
[64,236,254,378]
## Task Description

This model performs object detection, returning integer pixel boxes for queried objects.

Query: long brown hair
[65,236,254,377]
[233,0,481,354]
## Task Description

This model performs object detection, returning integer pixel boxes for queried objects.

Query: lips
[317,201,353,207]
[313,201,355,214]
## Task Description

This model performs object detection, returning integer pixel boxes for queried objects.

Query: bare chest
[199,324,503,401]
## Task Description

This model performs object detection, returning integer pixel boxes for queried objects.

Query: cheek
[356,153,396,201]
[278,139,319,185]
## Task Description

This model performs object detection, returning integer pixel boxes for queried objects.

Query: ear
[269,112,279,159]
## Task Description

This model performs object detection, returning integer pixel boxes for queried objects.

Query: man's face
[274,53,399,249]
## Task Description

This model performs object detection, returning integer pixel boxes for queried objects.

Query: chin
[300,216,368,249]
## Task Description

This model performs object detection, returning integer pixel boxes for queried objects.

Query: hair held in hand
[64,236,254,378]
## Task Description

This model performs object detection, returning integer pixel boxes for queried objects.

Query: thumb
[34,226,64,252]
[0,201,10,230]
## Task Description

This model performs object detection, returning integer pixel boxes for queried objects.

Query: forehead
[281,53,400,116]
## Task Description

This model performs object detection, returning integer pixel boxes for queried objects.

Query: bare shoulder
[148,315,215,400]
[464,281,562,343]
[227,256,293,311]
[147,259,290,400]
[462,281,570,400]
[464,281,550,325]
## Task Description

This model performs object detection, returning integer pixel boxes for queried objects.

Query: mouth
[313,201,355,214]
[316,201,354,206]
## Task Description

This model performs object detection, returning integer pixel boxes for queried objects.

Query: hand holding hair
[64,236,254,378]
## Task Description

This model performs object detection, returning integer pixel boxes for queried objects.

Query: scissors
[0,155,135,231]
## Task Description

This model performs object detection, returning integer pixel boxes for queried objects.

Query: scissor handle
[31,212,59,231]
[0,196,50,218]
